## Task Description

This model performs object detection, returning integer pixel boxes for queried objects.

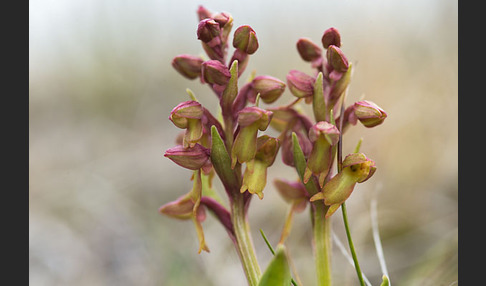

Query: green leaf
[258,244,291,286]
[312,72,326,122]
[380,274,390,286]
[210,126,239,192]
[221,60,239,115]
[291,132,319,195]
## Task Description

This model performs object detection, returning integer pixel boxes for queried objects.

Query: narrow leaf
[210,125,239,193]
[292,132,319,195]
[312,72,326,122]
[221,60,239,115]
[258,244,291,286]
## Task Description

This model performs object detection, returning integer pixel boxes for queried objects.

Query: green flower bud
[250,75,286,104]
[172,54,204,80]
[354,100,387,128]
[286,70,315,99]
[240,136,279,199]
[326,45,349,73]
[310,153,376,217]
[201,60,231,86]
[169,101,204,147]
[233,25,259,55]
[303,121,340,187]
[231,107,273,167]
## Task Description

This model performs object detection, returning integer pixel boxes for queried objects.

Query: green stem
[313,200,332,286]
[232,196,261,286]
[341,202,365,286]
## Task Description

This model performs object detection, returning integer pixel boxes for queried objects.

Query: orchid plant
[160,6,389,286]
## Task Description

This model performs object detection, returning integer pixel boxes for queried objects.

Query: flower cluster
[159,6,388,285]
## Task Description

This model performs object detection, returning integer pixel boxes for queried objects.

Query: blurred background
[29,0,457,285]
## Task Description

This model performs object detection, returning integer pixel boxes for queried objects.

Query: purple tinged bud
[250,76,286,104]
[233,25,259,55]
[197,18,221,43]
[164,144,211,170]
[172,54,204,80]
[354,100,387,128]
[237,106,273,130]
[197,5,213,21]
[213,12,232,28]
[326,45,349,73]
[159,193,197,220]
[309,121,340,145]
[322,27,341,49]
[254,135,280,166]
[201,60,231,85]
[296,38,322,62]
[169,101,204,129]
[286,70,315,99]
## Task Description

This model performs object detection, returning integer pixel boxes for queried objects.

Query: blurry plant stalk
[161,6,388,286]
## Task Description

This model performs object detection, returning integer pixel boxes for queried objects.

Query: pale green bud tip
[309,121,340,145]
[251,76,286,104]
[171,54,203,80]
[201,60,231,85]
[354,100,387,128]
[286,70,315,99]
[169,101,204,129]
[233,25,259,55]
[322,27,341,49]
[164,144,210,170]
[296,38,322,62]
[326,45,349,73]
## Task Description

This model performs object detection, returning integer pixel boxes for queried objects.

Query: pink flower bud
[308,121,340,145]
[286,70,315,99]
[197,5,213,21]
[296,38,322,62]
[321,27,341,49]
[172,54,203,80]
[201,60,231,85]
[197,18,221,43]
[237,106,273,130]
[233,25,259,55]
[213,12,232,28]
[169,101,204,129]
[250,76,286,104]
[354,100,387,128]
[326,45,349,73]
[164,144,210,170]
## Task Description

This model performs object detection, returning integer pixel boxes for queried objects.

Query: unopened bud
[233,25,259,55]
[164,144,210,170]
[354,100,387,128]
[251,76,286,104]
[197,18,221,43]
[169,101,204,147]
[309,121,340,145]
[197,5,213,21]
[172,54,203,80]
[296,38,322,62]
[326,45,349,73]
[321,27,341,49]
[286,70,315,99]
[201,60,231,85]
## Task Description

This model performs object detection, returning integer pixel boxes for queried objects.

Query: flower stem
[341,202,365,286]
[231,195,261,286]
[313,200,332,286]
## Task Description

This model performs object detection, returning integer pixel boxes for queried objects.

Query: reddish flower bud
[296,38,322,62]
[286,70,315,99]
[326,45,349,73]
[233,25,259,55]
[172,54,203,80]
[169,101,204,147]
[213,12,232,28]
[354,100,387,128]
[201,60,231,85]
[250,76,286,104]
[164,144,210,170]
[321,27,341,49]
[197,5,213,21]
[197,18,221,44]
